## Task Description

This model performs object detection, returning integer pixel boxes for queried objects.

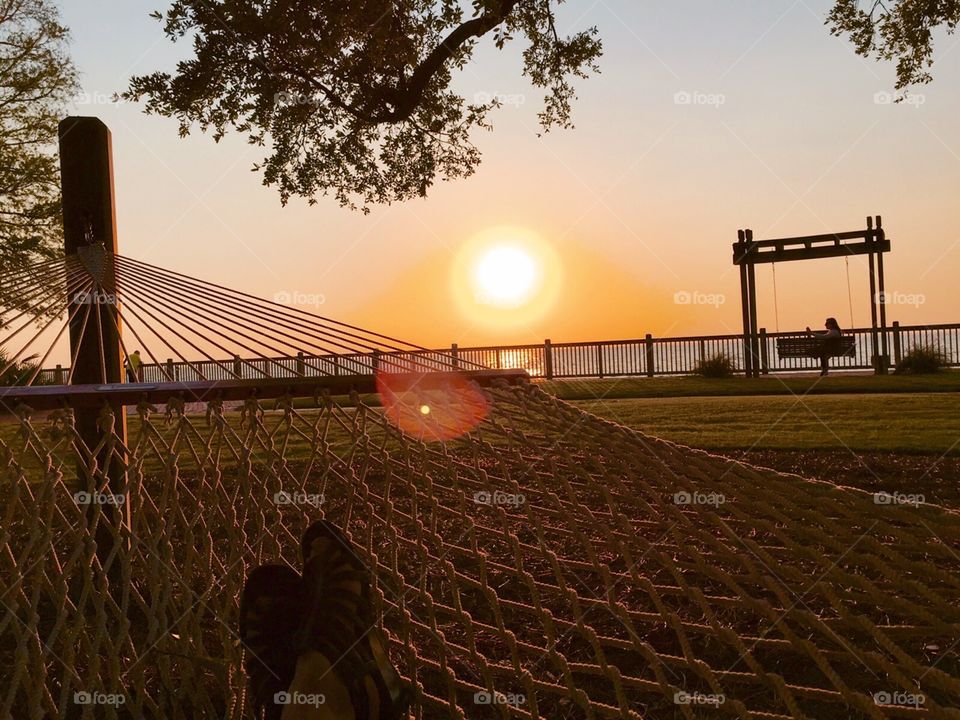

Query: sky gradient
[61,1,960,349]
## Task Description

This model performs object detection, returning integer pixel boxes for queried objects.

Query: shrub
[694,353,735,378]
[0,350,47,386]
[895,345,947,375]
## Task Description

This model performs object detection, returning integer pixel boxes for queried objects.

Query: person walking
[125,350,142,382]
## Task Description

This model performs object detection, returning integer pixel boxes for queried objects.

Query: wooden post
[737,230,754,378]
[875,216,889,374]
[59,116,130,559]
[54,364,64,384]
[450,343,459,370]
[233,354,242,378]
[892,321,902,367]
[597,344,604,378]
[746,230,760,378]
[296,351,306,376]
[166,358,175,380]
[866,217,881,374]
[544,339,554,380]
[759,328,769,374]
[645,334,655,377]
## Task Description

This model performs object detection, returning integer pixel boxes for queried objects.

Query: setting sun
[452,226,562,329]
[474,245,538,307]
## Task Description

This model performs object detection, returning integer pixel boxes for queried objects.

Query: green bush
[895,345,947,375]
[0,350,46,386]
[694,353,735,378]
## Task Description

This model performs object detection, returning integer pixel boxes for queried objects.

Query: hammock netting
[1,250,959,719]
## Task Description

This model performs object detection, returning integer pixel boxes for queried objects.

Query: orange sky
[55,2,960,356]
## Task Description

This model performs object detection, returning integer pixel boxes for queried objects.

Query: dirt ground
[726,449,960,510]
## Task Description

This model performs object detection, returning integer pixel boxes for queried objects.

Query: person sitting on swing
[805,317,842,376]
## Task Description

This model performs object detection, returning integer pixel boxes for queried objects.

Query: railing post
[332,354,340,376]
[450,343,459,370]
[372,349,381,374]
[698,340,706,365]
[296,351,305,376]
[759,328,769,374]
[892,321,902,367]
[597,343,604,378]
[645,334,655,377]
[54,364,64,384]
[166,358,174,380]
[544,339,554,380]
[233,354,242,378]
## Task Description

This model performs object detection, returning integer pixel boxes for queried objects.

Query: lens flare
[376,371,489,441]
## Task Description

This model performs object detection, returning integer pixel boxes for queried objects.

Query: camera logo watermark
[674,691,725,706]
[273,490,324,508]
[474,91,526,107]
[873,691,925,707]
[73,691,125,707]
[673,290,725,308]
[873,91,925,107]
[74,91,125,106]
[474,691,526,706]
[274,691,326,708]
[674,90,726,108]
[874,491,924,508]
[73,290,119,305]
[74,491,125,506]
[474,491,526,509]
[674,491,725,507]
[274,91,322,107]
[273,290,326,308]
[875,290,925,307]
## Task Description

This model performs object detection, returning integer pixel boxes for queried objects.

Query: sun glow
[452,226,561,328]
[474,245,538,308]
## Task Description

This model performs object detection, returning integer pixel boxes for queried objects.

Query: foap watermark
[74,491,125,506]
[474,691,526,706]
[474,91,526,107]
[674,691,725,706]
[274,290,326,308]
[274,691,326,708]
[273,490,324,508]
[73,290,119,305]
[674,491,725,507]
[74,91,125,106]
[876,290,925,307]
[73,691,125,707]
[873,690,925,707]
[274,91,322,107]
[874,91,926,107]
[674,290,725,308]
[874,491,924,508]
[674,90,726,108]
[474,490,526,508]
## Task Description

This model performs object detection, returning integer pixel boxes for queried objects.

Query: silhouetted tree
[125,1,602,209]
[0,0,77,269]
[828,0,959,90]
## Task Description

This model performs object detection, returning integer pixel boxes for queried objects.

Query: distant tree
[827,0,960,90]
[0,0,77,269]
[125,1,602,210]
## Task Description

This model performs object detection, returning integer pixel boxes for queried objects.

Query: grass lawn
[573,392,960,454]
[540,369,960,400]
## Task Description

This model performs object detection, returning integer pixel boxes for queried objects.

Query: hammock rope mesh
[1,250,959,718]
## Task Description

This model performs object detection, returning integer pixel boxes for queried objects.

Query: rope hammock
[1,250,958,719]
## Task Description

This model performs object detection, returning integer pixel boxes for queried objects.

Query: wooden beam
[0,369,531,412]
[732,239,890,265]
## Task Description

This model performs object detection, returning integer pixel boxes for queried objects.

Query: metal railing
[36,321,960,384]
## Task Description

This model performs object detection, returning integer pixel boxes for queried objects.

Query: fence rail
[36,321,960,384]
